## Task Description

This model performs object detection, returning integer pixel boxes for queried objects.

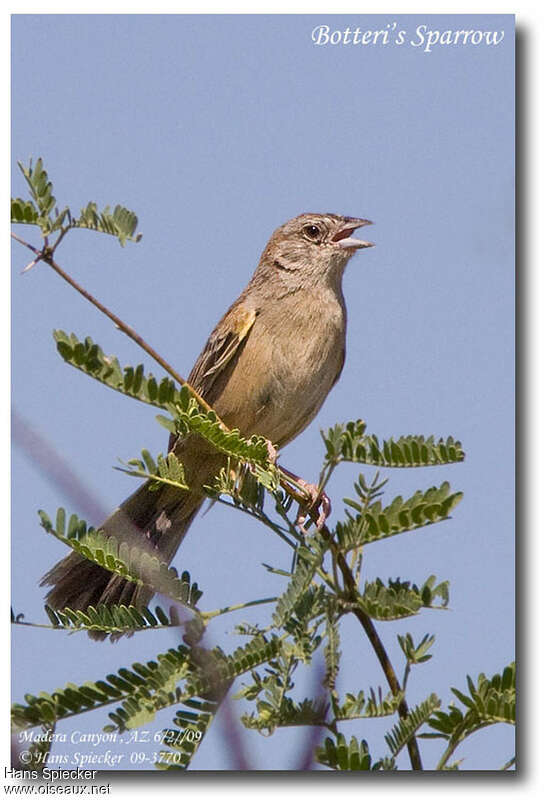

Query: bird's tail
[40,478,204,634]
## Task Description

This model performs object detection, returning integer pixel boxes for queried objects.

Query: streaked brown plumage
[41,213,373,630]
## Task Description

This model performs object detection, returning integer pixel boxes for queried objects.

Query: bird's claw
[266,440,278,464]
[295,480,331,531]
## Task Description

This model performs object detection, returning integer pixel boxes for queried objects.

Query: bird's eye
[303,224,321,241]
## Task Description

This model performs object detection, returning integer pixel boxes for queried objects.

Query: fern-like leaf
[116,450,188,491]
[12,644,194,731]
[322,420,465,469]
[17,158,56,225]
[272,559,320,629]
[384,694,441,757]
[323,606,341,694]
[424,662,516,769]
[53,332,278,477]
[315,732,373,771]
[43,603,186,634]
[38,509,202,608]
[358,576,449,621]
[242,696,329,732]
[107,635,280,732]
[11,197,40,226]
[14,159,141,245]
[334,687,404,720]
[336,481,463,552]
[156,699,219,770]
[72,201,141,246]
[165,394,276,472]
[53,330,182,409]
[397,632,436,665]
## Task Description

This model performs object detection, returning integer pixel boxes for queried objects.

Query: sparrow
[41,213,373,625]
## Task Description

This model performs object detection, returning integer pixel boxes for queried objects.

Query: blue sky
[11,14,514,771]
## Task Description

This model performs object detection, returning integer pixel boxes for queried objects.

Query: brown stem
[350,607,423,769]
[290,493,423,771]
[333,541,422,769]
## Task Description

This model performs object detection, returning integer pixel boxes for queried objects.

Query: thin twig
[202,596,277,620]
[11,231,41,254]
[211,495,300,550]
[42,251,218,416]
[335,549,423,770]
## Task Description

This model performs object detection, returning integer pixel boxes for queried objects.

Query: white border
[5,2,542,796]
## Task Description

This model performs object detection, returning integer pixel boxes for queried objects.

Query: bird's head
[257,213,374,291]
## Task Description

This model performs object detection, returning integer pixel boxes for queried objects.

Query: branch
[294,496,424,771]
[337,558,423,769]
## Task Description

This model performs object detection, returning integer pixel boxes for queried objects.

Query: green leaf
[334,687,404,720]
[315,732,373,771]
[428,663,515,770]
[336,481,463,552]
[53,330,178,409]
[322,421,465,469]
[108,635,280,733]
[12,644,193,731]
[39,603,187,635]
[323,607,341,693]
[53,331,278,483]
[11,197,39,225]
[14,158,141,244]
[358,577,449,621]
[241,694,328,733]
[166,393,277,472]
[428,662,516,740]
[384,694,441,757]
[17,158,56,232]
[397,632,436,665]
[116,450,188,491]
[272,558,320,629]
[72,202,142,246]
[156,699,218,770]
[38,509,203,609]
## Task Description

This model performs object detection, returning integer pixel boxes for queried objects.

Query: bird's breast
[214,287,347,447]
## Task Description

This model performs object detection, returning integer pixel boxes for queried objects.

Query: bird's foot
[294,480,331,531]
[279,466,331,529]
[246,440,278,484]
[277,467,331,531]
[265,439,279,464]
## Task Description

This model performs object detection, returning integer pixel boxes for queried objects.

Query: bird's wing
[199,306,257,388]
[168,303,256,453]
[188,303,257,398]
[332,346,346,388]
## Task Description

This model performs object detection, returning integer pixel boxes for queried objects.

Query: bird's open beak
[332,218,374,249]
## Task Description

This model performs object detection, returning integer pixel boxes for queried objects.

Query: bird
[41,213,373,625]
